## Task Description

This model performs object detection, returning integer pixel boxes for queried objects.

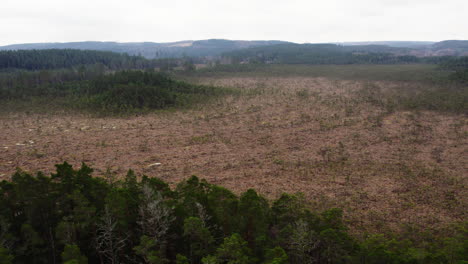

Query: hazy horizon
[2,0,467,46]
[0,39,451,47]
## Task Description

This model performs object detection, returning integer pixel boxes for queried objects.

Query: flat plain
[1,65,466,235]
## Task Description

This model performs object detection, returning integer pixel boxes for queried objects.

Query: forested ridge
[0,40,289,59]
[221,44,462,65]
[1,39,467,59]
[0,163,465,264]
[0,49,199,74]
[0,49,153,71]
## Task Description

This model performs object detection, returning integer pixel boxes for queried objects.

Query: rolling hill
[0,39,288,59]
[222,40,468,64]
[0,39,467,60]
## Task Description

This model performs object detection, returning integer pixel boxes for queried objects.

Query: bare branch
[95,206,128,264]
[138,184,175,242]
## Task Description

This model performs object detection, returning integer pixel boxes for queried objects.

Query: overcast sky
[1,0,467,45]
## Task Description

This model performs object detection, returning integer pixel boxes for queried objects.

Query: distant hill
[0,39,288,59]
[223,43,422,64]
[337,41,435,48]
[338,40,468,56]
[222,40,468,64]
[427,40,468,56]
[1,39,467,59]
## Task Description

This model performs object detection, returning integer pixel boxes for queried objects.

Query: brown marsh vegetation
[0,65,466,235]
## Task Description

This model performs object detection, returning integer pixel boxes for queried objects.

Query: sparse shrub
[295,89,309,98]
[318,142,349,164]
[189,134,214,145]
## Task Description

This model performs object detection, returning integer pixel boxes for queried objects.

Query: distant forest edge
[0,49,157,71]
[227,40,468,65]
[0,39,288,59]
[2,47,468,73]
[0,163,466,263]
[1,39,468,58]
[221,43,467,65]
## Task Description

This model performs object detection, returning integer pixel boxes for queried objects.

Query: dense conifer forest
[0,69,230,113]
[0,163,466,264]
[0,50,153,71]
[222,44,468,66]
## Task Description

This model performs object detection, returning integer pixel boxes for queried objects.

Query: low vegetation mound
[439,56,468,83]
[0,70,232,114]
[78,71,231,112]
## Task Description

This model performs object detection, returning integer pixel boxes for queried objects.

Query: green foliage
[357,234,419,263]
[451,70,468,83]
[194,64,446,82]
[0,163,466,263]
[223,43,421,65]
[214,233,253,264]
[263,247,288,264]
[319,228,355,263]
[206,185,239,236]
[61,244,88,264]
[0,247,13,264]
[134,235,167,264]
[176,254,190,264]
[357,82,468,114]
[183,58,196,72]
[0,49,149,70]
[81,70,226,112]
[439,56,468,71]
[238,189,270,259]
[0,70,233,114]
[439,56,468,84]
[201,255,217,264]
[183,217,215,261]
[399,86,467,113]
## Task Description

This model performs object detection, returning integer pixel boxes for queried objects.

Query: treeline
[0,49,202,73]
[0,70,228,113]
[439,56,468,83]
[0,49,153,71]
[0,163,465,264]
[222,44,441,65]
[0,65,106,99]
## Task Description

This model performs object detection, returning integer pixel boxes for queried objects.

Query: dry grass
[0,76,466,235]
